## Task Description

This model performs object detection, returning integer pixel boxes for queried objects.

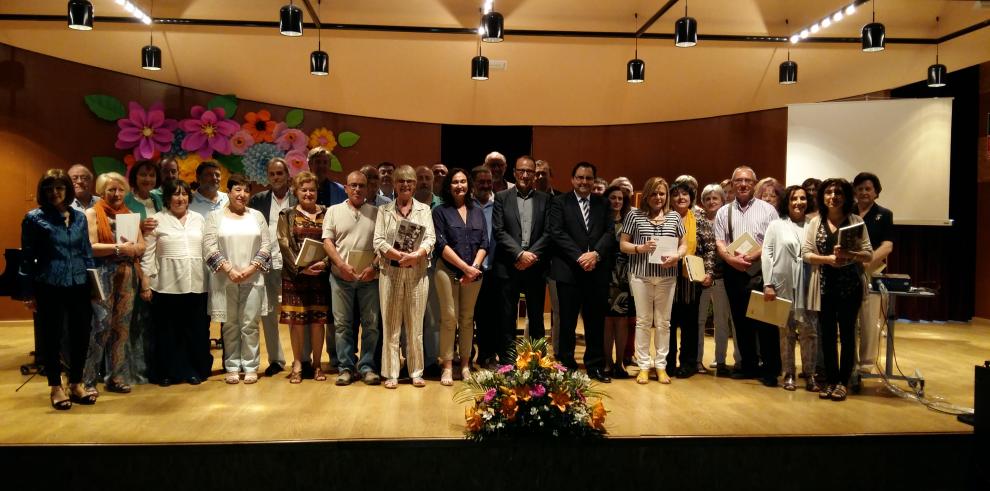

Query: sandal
[105,380,131,394]
[460,367,472,381]
[289,370,303,384]
[412,377,427,388]
[440,368,453,386]
[50,387,72,411]
[243,372,258,384]
[819,384,834,399]
[69,385,97,405]
[384,378,398,389]
[313,367,327,382]
[657,369,672,384]
[830,383,848,401]
[225,372,240,384]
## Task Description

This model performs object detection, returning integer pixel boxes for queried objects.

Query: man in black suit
[492,156,552,363]
[547,162,615,382]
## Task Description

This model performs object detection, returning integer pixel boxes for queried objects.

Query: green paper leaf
[329,154,343,173]
[215,154,245,174]
[285,109,304,128]
[337,131,360,148]
[207,94,238,118]
[84,94,126,122]
[92,156,126,176]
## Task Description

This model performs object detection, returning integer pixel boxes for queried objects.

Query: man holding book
[323,171,382,386]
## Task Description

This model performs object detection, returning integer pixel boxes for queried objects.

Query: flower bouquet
[455,337,608,441]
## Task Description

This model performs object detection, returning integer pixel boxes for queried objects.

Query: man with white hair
[68,164,100,211]
[484,151,515,193]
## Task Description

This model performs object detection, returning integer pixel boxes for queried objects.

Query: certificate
[648,236,679,265]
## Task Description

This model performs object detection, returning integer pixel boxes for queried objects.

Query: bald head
[67,164,94,202]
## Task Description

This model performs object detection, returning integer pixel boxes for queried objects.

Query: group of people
[21,147,894,410]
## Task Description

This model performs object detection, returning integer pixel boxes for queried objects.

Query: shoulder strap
[727,203,734,241]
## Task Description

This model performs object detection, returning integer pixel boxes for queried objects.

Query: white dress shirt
[141,210,207,294]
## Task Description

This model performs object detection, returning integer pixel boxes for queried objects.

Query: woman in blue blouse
[432,168,488,386]
[20,169,96,410]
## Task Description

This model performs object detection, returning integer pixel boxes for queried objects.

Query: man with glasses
[68,164,100,211]
[713,166,781,387]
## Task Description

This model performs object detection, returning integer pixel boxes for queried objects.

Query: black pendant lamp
[674,0,697,48]
[862,0,885,52]
[67,0,93,31]
[280,1,303,37]
[779,55,797,85]
[482,2,504,43]
[927,18,945,87]
[141,2,160,70]
[627,14,644,83]
[472,29,489,81]
[310,1,329,75]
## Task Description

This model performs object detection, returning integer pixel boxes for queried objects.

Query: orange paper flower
[590,401,607,430]
[512,385,532,402]
[242,109,277,143]
[550,390,571,412]
[538,354,556,369]
[465,406,483,432]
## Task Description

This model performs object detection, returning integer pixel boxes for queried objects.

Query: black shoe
[611,366,631,379]
[105,381,131,393]
[730,370,756,380]
[715,363,732,377]
[760,376,778,387]
[588,369,612,383]
[158,378,172,387]
[676,368,696,379]
[301,362,315,380]
[187,377,202,385]
[264,364,284,377]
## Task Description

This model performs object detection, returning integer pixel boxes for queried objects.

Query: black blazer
[248,190,298,224]
[492,188,552,279]
[547,191,615,284]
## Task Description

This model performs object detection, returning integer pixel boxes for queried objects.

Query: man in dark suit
[247,158,297,377]
[492,156,552,364]
[547,162,615,382]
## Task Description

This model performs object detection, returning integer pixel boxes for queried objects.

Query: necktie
[580,197,590,230]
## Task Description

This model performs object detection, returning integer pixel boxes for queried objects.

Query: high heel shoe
[50,387,71,411]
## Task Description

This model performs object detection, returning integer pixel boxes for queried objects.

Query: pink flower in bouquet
[497,364,513,374]
[284,149,309,177]
[274,125,308,153]
[553,363,566,372]
[483,388,497,403]
[229,130,255,155]
[179,105,240,159]
[530,384,546,398]
[115,102,177,160]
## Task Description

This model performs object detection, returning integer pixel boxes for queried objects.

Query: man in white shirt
[248,158,296,376]
[484,152,515,193]
[188,162,229,218]
[68,164,100,211]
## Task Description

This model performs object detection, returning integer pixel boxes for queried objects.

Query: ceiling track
[0,13,985,45]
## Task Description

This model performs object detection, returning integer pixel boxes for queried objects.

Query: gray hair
[701,183,726,201]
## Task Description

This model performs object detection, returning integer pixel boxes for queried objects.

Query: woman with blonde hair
[619,177,686,385]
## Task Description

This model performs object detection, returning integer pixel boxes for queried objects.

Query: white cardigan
[800,214,873,312]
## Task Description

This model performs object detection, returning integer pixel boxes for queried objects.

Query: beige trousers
[379,265,429,380]
[434,263,483,363]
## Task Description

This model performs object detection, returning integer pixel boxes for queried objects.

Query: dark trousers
[474,273,501,363]
[152,292,213,381]
[723,267,781,378]
[37,283,92,387]
[820,289,862,385]
[556,279,607,371]
[497,268,548,361]
[668,289,700,371]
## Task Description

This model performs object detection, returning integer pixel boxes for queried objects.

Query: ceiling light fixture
[141,1,160,70]
[482,1,504,43]
[67,0,93,30]
[927,17,946,87]
[472,26,489,80]
[779,53,797,85]
[789,2,865,46]
[627,13,644,84]
[674,0,697,47]
[280,1,303,37]
[862,0,885,52]
[310,0,328,75]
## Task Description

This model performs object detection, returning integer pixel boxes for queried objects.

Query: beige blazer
[801,214,873,312]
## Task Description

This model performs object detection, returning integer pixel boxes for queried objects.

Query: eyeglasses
[515,169,535,175]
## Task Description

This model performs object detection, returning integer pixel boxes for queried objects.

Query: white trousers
[857,293,883,371]
[698,278,738,366]
[222,283,264,373]
[380,265,429,380]
[630,275,677,370]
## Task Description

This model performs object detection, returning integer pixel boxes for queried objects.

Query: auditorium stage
[1,318,984,489]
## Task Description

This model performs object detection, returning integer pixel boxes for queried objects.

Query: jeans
[329,275,380,374]
[629,275,676,370]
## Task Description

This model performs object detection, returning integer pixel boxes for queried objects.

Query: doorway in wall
[440,125,532,182]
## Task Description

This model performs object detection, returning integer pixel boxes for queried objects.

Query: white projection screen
[786,98,953,226]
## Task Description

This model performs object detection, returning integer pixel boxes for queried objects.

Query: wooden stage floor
[0,318,982,445]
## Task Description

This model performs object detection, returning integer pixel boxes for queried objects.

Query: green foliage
[337,131,360,148]
[92,156,126,176]
[284,108,304,128]
[329,154,343,172]
[207,94,238,118]
[84,94,126,121]
[215,154,245,174]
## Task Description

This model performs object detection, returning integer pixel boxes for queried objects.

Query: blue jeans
[329,275,380,374]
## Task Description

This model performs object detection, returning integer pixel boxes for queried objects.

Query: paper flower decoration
[308,127,337,151]
[284,149,309,177]
[230,130,255,155]
[242,109,277,143]
[124,150,162,178]
[179,105,240,160]
[115,102,177,160]
[275,126,308,153]
[242,142,284,185]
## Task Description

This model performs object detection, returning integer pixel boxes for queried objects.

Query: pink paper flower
[229,130,255,155]
[115,102,177,160]
[483,388,497,403]
[179,105,240,160]
[274,123,307,153]
[284,149,309,177]
[531,384,546,397]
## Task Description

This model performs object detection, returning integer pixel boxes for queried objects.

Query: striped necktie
[579,197,590,230]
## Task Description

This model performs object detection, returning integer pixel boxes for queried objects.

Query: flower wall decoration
[274,126,308,153]
[308,127,337,151]
[179,105,240,160]
[242,109,277,143]
[230,130,255,156]
[115,102,177,160]
[284,149,310,177]
[242,143,285,185]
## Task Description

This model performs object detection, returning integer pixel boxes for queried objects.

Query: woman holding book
[204,173,273,385]
[762,185,816,392]
[374,165,436,389]
[432,168,488,386]
[801,178,873,401]
[83,172,148,394]
[20,169,96,410]
[276,171,331,383]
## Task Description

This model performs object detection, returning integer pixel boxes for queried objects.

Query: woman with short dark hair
[141,179,213,386]
[802,178,873,401]
[21,169,96,409]
[125,160,163,236]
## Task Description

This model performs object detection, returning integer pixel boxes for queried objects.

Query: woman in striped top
[619,177,686,385]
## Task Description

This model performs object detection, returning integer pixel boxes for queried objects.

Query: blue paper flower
[242,142,284,185]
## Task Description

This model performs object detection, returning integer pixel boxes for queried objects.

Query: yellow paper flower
[465,406,483,432]
[550,390,571,412]
[308,127,337,151]
[590,401,607,430]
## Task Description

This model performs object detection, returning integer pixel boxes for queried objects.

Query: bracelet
[114,245,121,256]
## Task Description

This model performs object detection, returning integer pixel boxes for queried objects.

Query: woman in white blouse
[204,174,272,385]
[141,179,213,386]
